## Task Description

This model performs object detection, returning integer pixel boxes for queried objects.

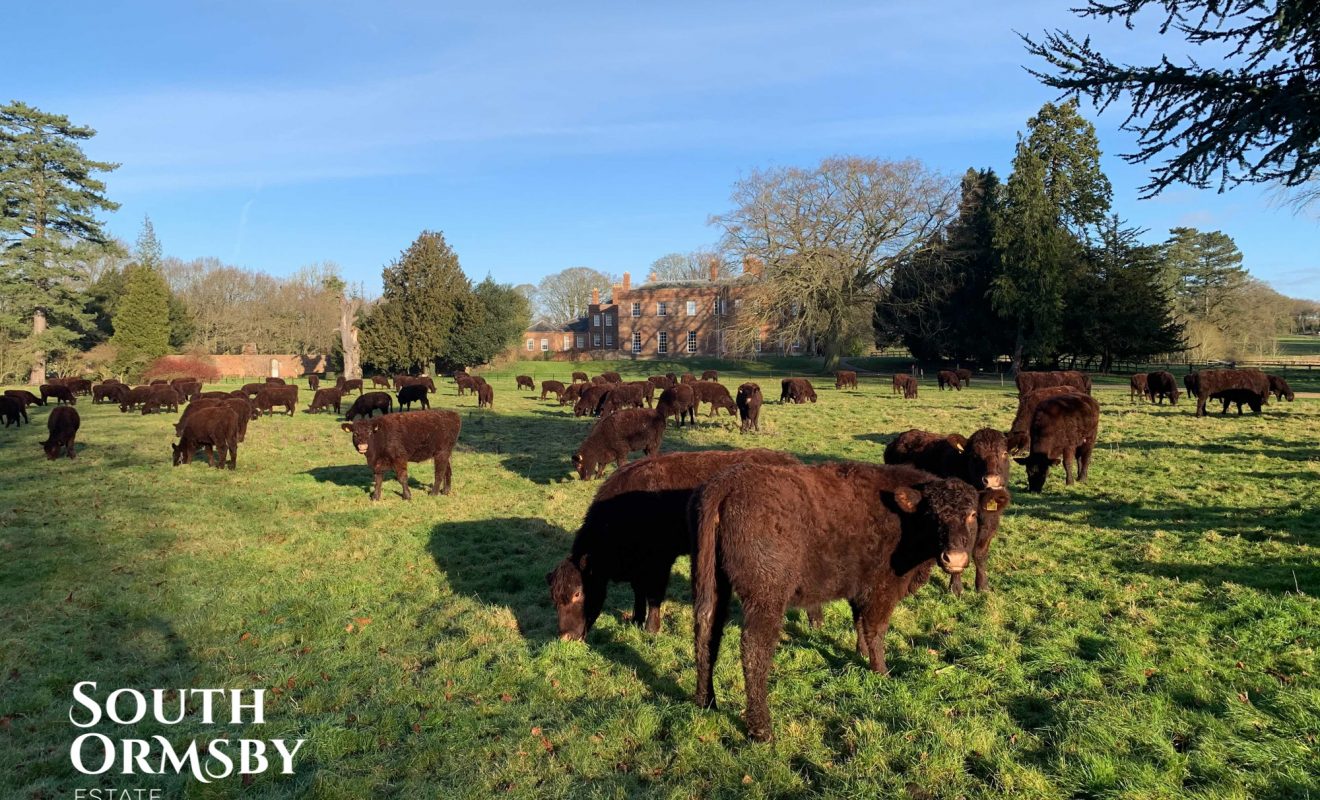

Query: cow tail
[690,480,724,700]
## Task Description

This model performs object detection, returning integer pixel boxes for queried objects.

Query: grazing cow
[119,386,154,413]
[590,375,609,386]
[540,380,567,402]
[222,397,256,443]
[1014,393,1101,492]
[1015,370,1092,397]
[307,387,345,414]
[1267,374,1295,402]
[571,371,589,384]
[471,375,488,388]
[574,384,613,417]
[598,383,645,417]
[599,371,622,384]
[656,385,696,427]
[779,377,817,404]
[254,385,298,416]
[173,406,239,469]
[174,398,223,432]
[735,383,762,433]
[1193,368,1269,417]
[141,385,182,415]
[647,375,675,391]
[397,384,430,411]
[891,374,905,394]
[41,406,80,460]
[0,395,27,427]
[4,389,43,407]
[1129,373,1148,403]
[400,376,437,393]
[701,370,719,381]
[455,374,476,396]
[680,373,697,384]
[172,381,201,402]
[937,370,961,391]
[516,375,535,390]
[690,381,737,417]
[338,378,364,395]
[561,383,585,406]
[92,383,126,404]
[265,377,286,385]
[308,374,321,391]
[883,428,1012,594]
[1184,372,1199,402]
[893,374,918,399]
[572,408,667,480]
[690,461,1005,741]
[239,382,267,397]
[476,382,494,409]
[40,384,76,406]
[1145,371,1180,405]
[1005,385,1082,453]
[955,368,972,388]
[344,391,392,420]
[1215,388,1266,415]
[373,375,392,388]
[341,409,461,501]
[150,379,169,386]
[198,390,232,400]
[548,449,801,640]
[835,370,858,390]
[60,378,92,396]
[634,379,656,408]
[227,390,248,399]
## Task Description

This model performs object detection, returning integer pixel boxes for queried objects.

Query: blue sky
[9,1,1318,299]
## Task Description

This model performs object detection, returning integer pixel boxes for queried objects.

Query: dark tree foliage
[441,277,532,372]
[1023,0,1320,197]
[360,231,470,374]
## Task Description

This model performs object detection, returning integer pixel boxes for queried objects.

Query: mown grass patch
[1,366,1316,799]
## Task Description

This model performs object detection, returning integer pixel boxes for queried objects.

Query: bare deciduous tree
[649,249,732,281]
[534,267,615,324]
[711,156,956,370]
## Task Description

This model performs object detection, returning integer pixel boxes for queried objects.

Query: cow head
[1013,453,1057,493]
[546,556,590,641]
[1005,430,1029,455]
[892,479,977,575]
[171,441,187,466]
[571,451,589,480]
[965,429,1009,490]
[341,420,376,454]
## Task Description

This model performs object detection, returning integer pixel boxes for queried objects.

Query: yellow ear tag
[985,499,998,511]
[954,442,965,452]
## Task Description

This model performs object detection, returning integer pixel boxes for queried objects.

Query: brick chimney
[621,272,631,292]
[591,287,600,305]
[708,256,720,282]
[648,271,657,283]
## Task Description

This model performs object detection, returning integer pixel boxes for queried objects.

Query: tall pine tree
[360,231,470,374]
[111,263,171,378]
[0,101,119,383]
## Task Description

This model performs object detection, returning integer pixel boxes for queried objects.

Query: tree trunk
[29,309,47,385]
[339,295,362,380]
[1009,326,1025,376]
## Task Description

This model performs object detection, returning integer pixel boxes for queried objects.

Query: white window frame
[686,331,697,353]
[657,302,668,317]
[563,335,572,349]
[605,333,614,348]
[604,314,613,327]
[526,339,535,351]
[575,335,585,349]
[593,333,602,348]
[631,332,642,354]
[754,339,763,353]
[686,300,697,316]
[657,331,668,354]
[540,338,549,352]
[592,313,601,327]
[631,302,641,317]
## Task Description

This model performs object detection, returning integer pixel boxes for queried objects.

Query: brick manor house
[520,262,801,359]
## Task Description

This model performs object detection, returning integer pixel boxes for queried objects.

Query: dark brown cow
[1267,374,1295,402]
[476,382,494,409]
[701,370,719,381]
[572,408,667,479]
[141,385,182,415]
[540,380,566,401]
[515,375,535,390]
[400,376,437,393]
[1145,371,1180,405]
[656,385,696,427]
[1005,385,1082,453]
[598,383,646,417]
[1184,372,1199,401]
[893,374,918,399]
[736,383,762,433]
[779,377,817,404]
[172,381,201,402]
[41,406,80,460]
[173,398,224,434]
[341,409,461,501]
[265,377,286,385]
[680,373,696,384]
[1194,368,1269,417]
[336,377,364,395]
[4,389,43,407]
[307,387,345,414]
[0,395,27,427]
[891,374,905,395]
[883,428,1012,594]
[599,371,622,384]
[308,374,321,391]
[835,370,858,390]
[239,382,267,397]
[561,383,585,406]
[222,397,256,443]
[590,375,610,386]
[955,368,972,387]
[574,384,613,417]
[198,390,232,400]
[1014,393,1101,492]
[1129,373,1148,403]
[690,381,736,417]
[149,379,169,386]
[173,406,239,469]
[690,461,1005,741]
[454,374,476,396]
[1015,370,1092,397]
[1215,388,1266,415]
[373,375,392,388]
[119,386,154,413]
[397,384,430,411]
[92,383,127,404]
[254,385,298,416]
[344,391,392,420]
[937,370,961,391]
[40,384,76,406]
[547,449,801,640]
[648,375,675,391]
[571,371,589,384]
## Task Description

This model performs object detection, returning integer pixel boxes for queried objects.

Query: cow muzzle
[983,475,1005,490]
[939,550,969,574]
[356,444,369,454]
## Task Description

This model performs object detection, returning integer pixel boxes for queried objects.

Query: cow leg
[1062,450,1076,485]
[693,570,732,711]
[228,438,238,470]
[641,567,672,634]
[739,598,788,742]
[1076,442,1094,482]
[66,439,76,459]
[203,444,216,467]
[370,470,385,501]
[396,461,412,500]
[973,539,992,592]
[804,604,823,629]
[857,585,906,675]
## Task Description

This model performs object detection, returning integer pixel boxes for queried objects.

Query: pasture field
[1,365,1317,799]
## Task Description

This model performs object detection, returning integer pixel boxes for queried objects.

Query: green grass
[1,366,1317,799]
[1276,335,1320,359]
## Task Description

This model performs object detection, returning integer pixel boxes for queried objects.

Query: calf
[1006,385,1081,453]
[0,395,27,427]
[1194,368,1269,417]
[701,370,719,381]
[598,383,645,417]
[690,381,736,417]
[691,461,1004,741]
[397,383,430,410]
[1128,373,1148,403]
[571,371,589,384]
[540,379,566,402]
[40,384,76,405]
[307,387,345,414]
[1014,393,1101,492]
[516,375,535,390]
[338,378,364,395]
[373,375,392,388]
[1145,371,1180,405]
[308,374,321,391]
[454,374,476,396]
[1215,388,1264,415]
[141,385,182,415]
[883,428,1011,594]
[937,370,961,391]
[254,385,298,416]
[1267,374,1295,402]
[344,391,392,420]
[572,408,667,479]
[735,382,762,432]
[655,385,696,427]
[476,382,494,409]
[41,406,80,460]
[4,389,43,407]
[835,370,858,390]
[548,449,800,640]
[779,377,817,404]
[172,406,239,469]
[341,409,461,501]
[893,374,918,399]
[955,368,972,388]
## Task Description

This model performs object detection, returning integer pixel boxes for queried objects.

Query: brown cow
[735,383,762,433]
[648,375,675,391]
[344,391,392,420]
[92,383,126,404]
[254,385,298,416]
[1015,370,1092,397]
[1145,371,1180,405]
[540,380,566,402]
[936,370,961,391]
[701,370,719,381]
[955,368,972,387]
[1014,393,1101,492]
[373,375,392,388]
[599,371,622,384]
[339,378,365,394]
[680,373,696,384]
[1194,368,1269,417]
[598,383,646,417]
[307,387,345,414]
[571,371,589,384]
[308,374,321,391]
[1005,385,1082,453]
[779,377,817,404]
[572,408,667,480]
[119,386,154,413]
[690,461,1005,741]
[1267,374,1295,402]
[893,374,918,399]
[0,395,27,427]
[41,406,80,460]
[1129,373,1148,403]
[476,382,494,409]
[141,385,182,415]
[655,385,696,427]
[454,374,476,396]
[4,389,43,407]
[547,449,801,640]
[835,370,858,390]
[690,381,736,417]
[222,397,256,443]
[515,375,535,390]
[341,410,461,501]
[574,384,613,417]
[40,384,76,406]
[173,406,239,469]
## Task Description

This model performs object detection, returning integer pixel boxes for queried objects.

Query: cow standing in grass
[342,410,461,501]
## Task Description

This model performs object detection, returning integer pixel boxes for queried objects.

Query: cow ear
[892,487,922,514]
[340,423,353,433]
[1013,456,1029,466]
[577,554,589,572]
[948,434,967,453]
[980,488,1010,513]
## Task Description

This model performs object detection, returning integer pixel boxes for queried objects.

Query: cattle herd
[0,362,1300,741]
